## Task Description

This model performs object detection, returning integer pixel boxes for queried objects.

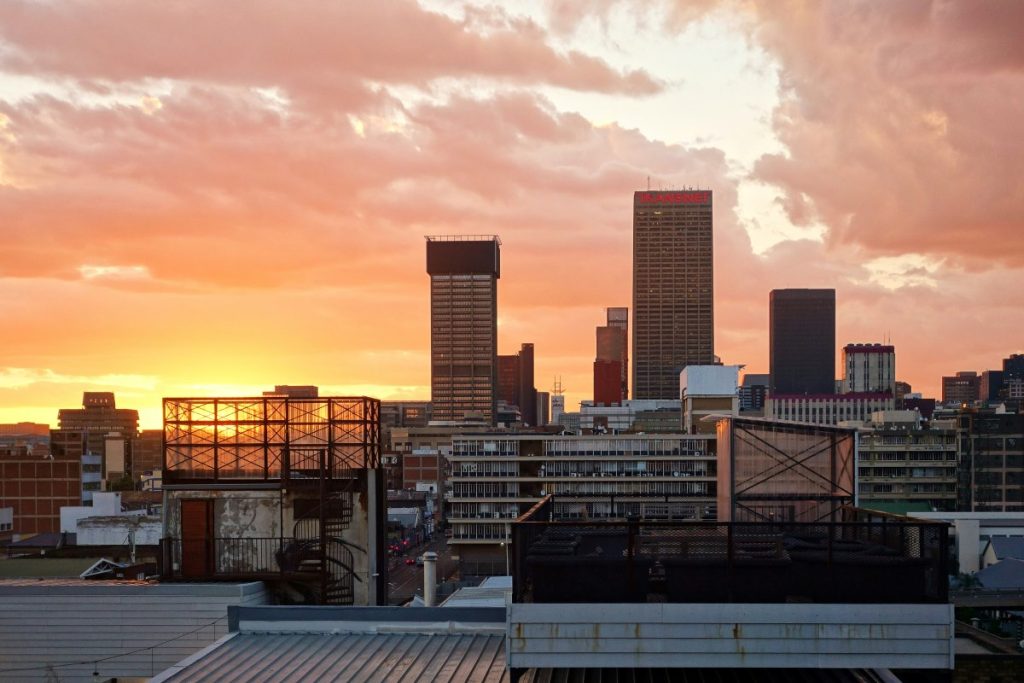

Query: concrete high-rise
[426,236,500,423]
[769,289,836,396]
[842,343,895,395]
[632,191,714,399]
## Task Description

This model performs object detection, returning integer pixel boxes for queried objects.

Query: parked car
[415,555,425,567]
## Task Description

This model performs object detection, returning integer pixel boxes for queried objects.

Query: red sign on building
[635,191,711,204]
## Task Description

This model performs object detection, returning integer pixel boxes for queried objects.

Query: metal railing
[511,497,949,605]
[160,537,311,578]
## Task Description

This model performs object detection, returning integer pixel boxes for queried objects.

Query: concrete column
[954,519,981,574]
[423,551,438,607]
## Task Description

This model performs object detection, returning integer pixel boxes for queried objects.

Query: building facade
[842,343,895,394]
[680,365,739,435]
[595,307,629,403]
[632,190,714,400]
[765,393,896,426]
[769,289,836,396]
[57,392,139,477]
[447,432,717,575]
[496,343,537,425]
[739,373,769,412]
[593,359,623,406]
[958,411,1024,512]
[857,411,958,512]
[942,371,980,405]
[0,447,98,534]
[426,236,501,423]
[160,396,387,605]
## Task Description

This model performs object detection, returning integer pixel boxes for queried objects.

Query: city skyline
[1,1,1023,427]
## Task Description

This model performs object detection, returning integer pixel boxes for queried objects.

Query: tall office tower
[595,307,629,403]
[632,191,714,399]
[841,343,896,394]
[769,289,836,396]
[426,236,501,423]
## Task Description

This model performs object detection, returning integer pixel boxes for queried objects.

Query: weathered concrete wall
[78,515,162,546]
[164,490,287,541]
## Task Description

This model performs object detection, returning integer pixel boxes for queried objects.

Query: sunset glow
[1,1,1022,428]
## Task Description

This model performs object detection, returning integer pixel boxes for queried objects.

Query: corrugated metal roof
[161,632,508,682]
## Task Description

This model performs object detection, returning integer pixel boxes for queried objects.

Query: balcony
[161,537,310,580]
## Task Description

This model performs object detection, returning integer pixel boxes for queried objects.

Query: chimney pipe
[423,551,438,607]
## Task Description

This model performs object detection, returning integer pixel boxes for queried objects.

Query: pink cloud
[0,0,659,96]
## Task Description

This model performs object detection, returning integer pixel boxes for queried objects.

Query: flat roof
[154,632,508,683]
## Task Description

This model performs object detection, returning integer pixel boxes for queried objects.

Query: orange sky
[1,1,1022,429]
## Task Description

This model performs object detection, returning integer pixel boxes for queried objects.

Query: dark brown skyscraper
[496,343,537,423]
[595,306,628,403]
[426,236,500,423]
[769,289,836,396]
[632,191,714,399]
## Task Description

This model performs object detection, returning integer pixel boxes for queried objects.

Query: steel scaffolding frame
[163,396,380,483]
[718,417,856,523]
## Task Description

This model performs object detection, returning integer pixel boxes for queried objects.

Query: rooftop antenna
[647,175,650,191]
[553,377,564,396]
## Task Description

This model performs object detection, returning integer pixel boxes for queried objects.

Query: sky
[0,0,1022,429]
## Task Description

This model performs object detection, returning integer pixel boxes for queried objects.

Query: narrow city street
[386,535,457,605]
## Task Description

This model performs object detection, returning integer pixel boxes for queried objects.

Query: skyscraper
[426,236,500,423]
[496,343,538,424]
[632,190,714,399]
[595,306,628,404]
[769,289,836,395]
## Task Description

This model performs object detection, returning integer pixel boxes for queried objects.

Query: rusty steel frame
[725,418,856,523]
[163,396,380,483]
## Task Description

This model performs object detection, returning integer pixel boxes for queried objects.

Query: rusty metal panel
[508,603,954,670]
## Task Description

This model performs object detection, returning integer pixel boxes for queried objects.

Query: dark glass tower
[769,289,836,395]
[426,236,500,423]
[632,191,715,399]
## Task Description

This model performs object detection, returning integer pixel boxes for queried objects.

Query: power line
[0,615,226,675]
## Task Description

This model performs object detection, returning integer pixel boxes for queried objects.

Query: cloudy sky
[1,0,1022,428]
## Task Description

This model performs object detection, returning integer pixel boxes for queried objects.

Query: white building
[842,343,896,394]
[766,393,895,426]
[679,365,740,434]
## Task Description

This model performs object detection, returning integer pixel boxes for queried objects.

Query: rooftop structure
[509,497,951,672]
[717,417,855,523]
[160,396,386,605]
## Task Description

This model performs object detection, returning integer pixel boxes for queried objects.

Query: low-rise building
[446,433,716,576]
[0,446,100,535]
[857,411,959,512]
[160,395,388,605]
[765,392,895,426]
[680,365,739,435]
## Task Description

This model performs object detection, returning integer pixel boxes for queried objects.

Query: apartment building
[446,433,716,575]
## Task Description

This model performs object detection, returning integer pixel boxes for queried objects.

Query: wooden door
[180,499,213,578]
